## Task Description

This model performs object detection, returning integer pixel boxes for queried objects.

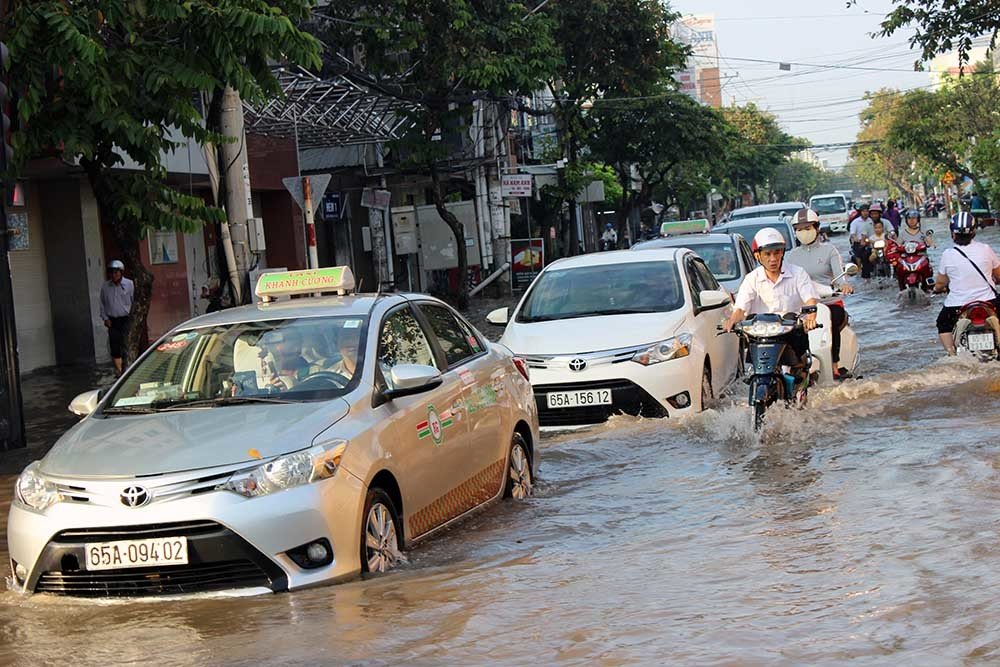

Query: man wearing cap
[724,227,821,385]
[100,259,134,377]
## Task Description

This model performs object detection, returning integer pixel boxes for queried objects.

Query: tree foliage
[317,0,558,305]
[719,103,804,203]
[8,0,321,359]
[871,0,1000,66]
[769,159,832,202]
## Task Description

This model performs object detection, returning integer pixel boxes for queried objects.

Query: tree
[8,1,320,362]
[848,89,927,198]
[317,1,557,307]
[720,103,803,204]
[769,159,831,202]
[589,93,731,230]
[871,0,1000,66]
[544,0,687,254]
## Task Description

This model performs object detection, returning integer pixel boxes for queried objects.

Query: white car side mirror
[699,289,731,310]
[486,307,510,326]
[69,389,101,417]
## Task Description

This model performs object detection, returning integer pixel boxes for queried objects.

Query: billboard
[672,14,720,107]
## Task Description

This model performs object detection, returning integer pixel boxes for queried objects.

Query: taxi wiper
[102,406,159,414]
[154,396,294,411]
[542,308,660,321]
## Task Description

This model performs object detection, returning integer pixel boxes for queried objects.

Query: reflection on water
[2,224,1000,664]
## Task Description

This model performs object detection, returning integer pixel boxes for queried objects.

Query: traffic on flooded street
[5,0,1000,663]
[3,221,1000,664]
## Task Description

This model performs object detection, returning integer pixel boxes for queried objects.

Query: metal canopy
[244,67,416,149]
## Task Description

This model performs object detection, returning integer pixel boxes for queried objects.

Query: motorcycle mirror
[843,263,860,277]
[926,229,935,236]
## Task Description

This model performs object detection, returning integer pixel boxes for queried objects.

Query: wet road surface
[3,219,1000,665]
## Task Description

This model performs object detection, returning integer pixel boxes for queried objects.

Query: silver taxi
[7,267,539,596]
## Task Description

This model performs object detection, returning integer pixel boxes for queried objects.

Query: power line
[687,53,982,74]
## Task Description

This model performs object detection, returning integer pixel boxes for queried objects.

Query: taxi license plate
[84,537,188,571]
[546,389,613,409]
[967,333,995,351]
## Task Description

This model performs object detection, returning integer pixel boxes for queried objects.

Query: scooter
[871,239,893,286]
[954,300,1000,362]
[809,265,861,384]
[892,236,935,303]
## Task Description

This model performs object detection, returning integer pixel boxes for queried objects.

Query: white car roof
[545,247,686,271]
[731,201,804,215]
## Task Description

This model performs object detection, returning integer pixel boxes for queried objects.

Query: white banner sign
[502,174,533,198]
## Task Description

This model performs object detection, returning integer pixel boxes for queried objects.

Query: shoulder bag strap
[953,246,1000,297]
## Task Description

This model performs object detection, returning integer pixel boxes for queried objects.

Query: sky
[668,0,931,171]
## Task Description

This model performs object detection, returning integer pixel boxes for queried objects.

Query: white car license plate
[84,537,188,571]
[546,389,613,409]
[967,333,995,351]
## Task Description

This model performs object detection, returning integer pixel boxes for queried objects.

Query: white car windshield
[104,316,366,411]
[811,197,847,214]
[518,261,683,322]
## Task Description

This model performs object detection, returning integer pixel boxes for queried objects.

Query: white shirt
[735,262,820,315]
[849,217,873,242]
[938,240,1000,307]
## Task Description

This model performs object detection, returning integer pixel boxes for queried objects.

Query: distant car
[487,248,740,428]
[8,267,539,597]
[726,201,805,223]
[713,216,795,251]
[809,193,850,234]
[632,232,755,295]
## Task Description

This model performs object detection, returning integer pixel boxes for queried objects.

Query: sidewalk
[4,365,115,474]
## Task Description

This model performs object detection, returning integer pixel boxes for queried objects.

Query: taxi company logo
[120,486,150,508]
[417,405,454,446]
[569,358,587,372]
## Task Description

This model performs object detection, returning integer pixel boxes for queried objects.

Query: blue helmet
[950,211,976,235]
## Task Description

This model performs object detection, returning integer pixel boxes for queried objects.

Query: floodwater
[3,219,1000,665]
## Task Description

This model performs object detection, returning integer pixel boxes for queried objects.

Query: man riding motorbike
[724,228,821,389]
[786,208,854,379]
[932,212,1000,355]
[600,223,618,251]
[849,203,874,279]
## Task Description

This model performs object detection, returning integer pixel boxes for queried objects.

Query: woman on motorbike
[897,208,934,246]
[786,208,853,379]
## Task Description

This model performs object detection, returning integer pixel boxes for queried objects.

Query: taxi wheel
[504,433,533,500]
[361,488,402,574]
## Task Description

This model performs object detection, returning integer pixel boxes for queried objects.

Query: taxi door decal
[416,404,454,446]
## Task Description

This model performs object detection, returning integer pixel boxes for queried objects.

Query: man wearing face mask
[787,208,854,379]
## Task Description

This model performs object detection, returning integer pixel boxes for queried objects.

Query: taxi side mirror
[69,389,101,417]
[383,364,443,400]
[486,307,509,326]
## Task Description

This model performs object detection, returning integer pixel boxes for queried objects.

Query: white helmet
[108,259,125,271]
[751,228,786,252]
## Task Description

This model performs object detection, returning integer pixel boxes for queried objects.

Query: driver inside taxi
[328,327,361,378]
[260,329,311,391]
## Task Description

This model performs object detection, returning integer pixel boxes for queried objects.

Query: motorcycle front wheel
[752,402,767,431]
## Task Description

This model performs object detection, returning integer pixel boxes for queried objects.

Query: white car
[631,231,756,296]
[488,248,740,428]
[8,267,539,597]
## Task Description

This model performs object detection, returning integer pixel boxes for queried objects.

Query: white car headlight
[219,440,348,498]
[631,334,692,366]
[744,321,793,337]
[15,462,62,511]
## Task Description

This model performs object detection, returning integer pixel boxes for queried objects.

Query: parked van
[809,193,850,234]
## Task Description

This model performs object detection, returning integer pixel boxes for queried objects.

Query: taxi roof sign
[660,219,710,237]
[255,266,356,300]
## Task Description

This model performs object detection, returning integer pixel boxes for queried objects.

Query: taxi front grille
[54,520,221,543]
[534,379,667,427]
[35,559,270,596]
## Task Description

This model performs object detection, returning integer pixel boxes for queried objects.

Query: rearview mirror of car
[486,307,510,326]
[699,289,731,310]
[69,389,101,417]
[384,364,444,400]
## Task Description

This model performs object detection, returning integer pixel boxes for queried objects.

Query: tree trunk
[565,136,580,256]
[82,161,154,366]
[430,165,469,309]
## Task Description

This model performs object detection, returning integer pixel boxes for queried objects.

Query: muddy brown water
[2,219,1000,665]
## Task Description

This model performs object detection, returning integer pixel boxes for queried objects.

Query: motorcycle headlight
[744,321,793,337]
[632,334,692,366]
[219,441,348,498]
[15,462,62,511]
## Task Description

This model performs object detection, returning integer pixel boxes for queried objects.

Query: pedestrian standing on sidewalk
[100,259,134,377]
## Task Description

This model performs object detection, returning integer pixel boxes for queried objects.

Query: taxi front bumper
[7,468,367,597]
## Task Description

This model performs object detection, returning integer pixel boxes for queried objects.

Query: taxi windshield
[693,244,740,281]
[104,316,366,411]
[518,260,683,322]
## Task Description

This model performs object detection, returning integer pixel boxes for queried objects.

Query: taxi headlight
[631,334,692,366]
[15,462,62,511]
[219,441,348,498]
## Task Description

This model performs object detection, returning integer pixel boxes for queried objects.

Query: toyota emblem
[120,486,150,508]
[569,358,587,372]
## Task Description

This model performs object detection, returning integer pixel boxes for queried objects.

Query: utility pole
[0,39,23,450]
[219,85,254,301]
[302,176,319,268]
